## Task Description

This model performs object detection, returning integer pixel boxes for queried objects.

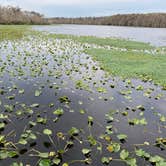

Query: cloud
[33,0,136,6]
[0,0,164,17]
[1,0,139,8]
[0,0,138,14]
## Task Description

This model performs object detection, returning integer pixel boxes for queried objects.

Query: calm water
[34,24,166,46]
[0,35,165,165]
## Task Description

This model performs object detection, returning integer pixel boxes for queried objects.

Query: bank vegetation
[0,6,46,24]
[48,13,166,28]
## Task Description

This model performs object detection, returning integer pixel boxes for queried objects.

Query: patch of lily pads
[0,34,165,166]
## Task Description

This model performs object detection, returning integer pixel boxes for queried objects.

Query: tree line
[0,6,166,28]
[48,13,166,28]
[0,6,47,24]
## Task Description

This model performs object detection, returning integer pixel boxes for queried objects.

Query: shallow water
[0,36,165,166]
[34,25,166,46]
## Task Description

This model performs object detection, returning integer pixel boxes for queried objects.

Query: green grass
[0,25,31,41]
[51,34,154,50]
[86,48,166,87]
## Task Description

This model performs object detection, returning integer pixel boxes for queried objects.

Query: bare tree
[47,13,166,28]
[0,5,47,24]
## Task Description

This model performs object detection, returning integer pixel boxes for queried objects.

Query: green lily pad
[117,134,128,141]
[126,158,137,166]
[10,162,23,166]
[35,90,42,97]
[39,159,51,166]
[43,129,52,136]
[101,157,110,164]
[53,158,61,165]
[120,149,129,160]
[82,148,91,155]
[53,108,64,116]
[68,127,79,136]
[88,135,97,146]
[62,163,69,166]
[38,152,49,158]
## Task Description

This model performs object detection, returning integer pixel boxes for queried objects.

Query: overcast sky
[0,0,166,17]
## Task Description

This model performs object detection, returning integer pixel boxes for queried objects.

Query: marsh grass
[0,25,31,41]
[86,48,166,86]
[50,34,154,50]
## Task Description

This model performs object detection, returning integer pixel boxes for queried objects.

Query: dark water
[0,36,165,166]
[34,25,166,47]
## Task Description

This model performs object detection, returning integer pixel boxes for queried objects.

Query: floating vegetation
[0,33,165,166]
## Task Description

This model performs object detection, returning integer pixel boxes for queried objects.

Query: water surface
[34,24,166,46]
[0,36,165,166]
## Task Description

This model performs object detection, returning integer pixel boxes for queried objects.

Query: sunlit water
[34,24,166,46]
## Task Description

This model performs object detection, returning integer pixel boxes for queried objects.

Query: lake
[34,24,166,47]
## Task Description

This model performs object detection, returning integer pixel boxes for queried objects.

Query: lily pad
[43,129,52,136]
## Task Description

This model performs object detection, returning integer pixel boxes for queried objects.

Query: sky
[0,0,166,17]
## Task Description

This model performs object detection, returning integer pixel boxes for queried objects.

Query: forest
[0,6,46,24]
[0,5,166,28]
[48,13,166,28]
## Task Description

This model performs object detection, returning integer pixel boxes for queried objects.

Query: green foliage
[52,34,153,50]
[86,48,166,86]
[101,157,110,164]
[43,129,52,136]
[53,108,64,116]
[39,159,51,166]
[87,135,97,146]
[68,127,79,136]
[35,90,42,97]
[0,25,31,41]
[120,149,129,160]
[82,148,91,155]
[117,134,128,141]
[10,162,23,166]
